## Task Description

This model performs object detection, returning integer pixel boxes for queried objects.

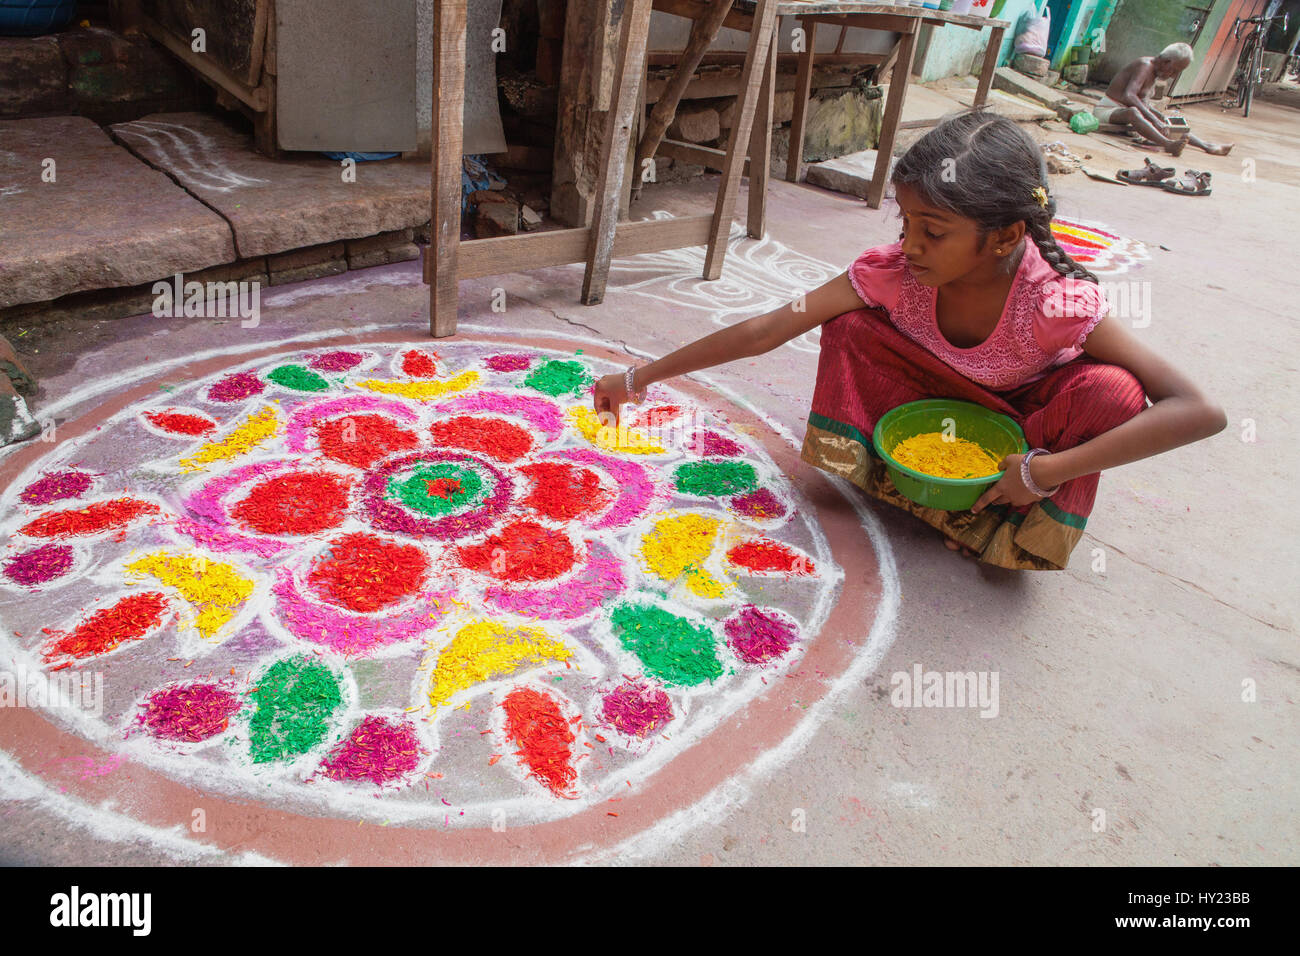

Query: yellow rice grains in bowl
[889,432,1002,480]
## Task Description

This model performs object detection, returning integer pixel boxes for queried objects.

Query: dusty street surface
[2,90,1296,866]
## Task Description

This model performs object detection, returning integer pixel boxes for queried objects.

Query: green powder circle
[523,359,592,397]
[247,657,342,763]
[673,460,758,497]
[386,461,487,517]
[610,601,722,687]
[267,364,330,392]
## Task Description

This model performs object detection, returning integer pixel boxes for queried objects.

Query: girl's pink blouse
[845,241,1108,390]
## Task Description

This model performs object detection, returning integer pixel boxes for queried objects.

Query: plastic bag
[1014,9,1051,57]
[1069,110,1100,135]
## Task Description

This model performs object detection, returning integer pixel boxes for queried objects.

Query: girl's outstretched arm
[593,272,864,425]
[972,315,1227,511]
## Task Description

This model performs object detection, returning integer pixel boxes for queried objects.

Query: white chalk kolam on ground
[0,331,899,862]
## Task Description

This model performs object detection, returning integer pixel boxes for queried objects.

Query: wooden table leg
[633,0,734,202]
[428,0,467,337]
[580,0,655,306]
[974,24,1004,108]
[866,25,916,210]
[785,18,818,184]
[746,27,777,239]
[703,0,778,281]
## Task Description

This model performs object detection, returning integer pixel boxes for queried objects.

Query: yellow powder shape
[427,619,572,708]
[180,406,280,472]
[126,551,254,640]
[639,512,728,598]
[355,370,479,402]
[567,405,665,454]
[890,431,1003,479]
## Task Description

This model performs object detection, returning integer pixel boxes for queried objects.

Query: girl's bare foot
[1165,133,1189,157]
[943,536,977,559]
[1203,142,1233,156]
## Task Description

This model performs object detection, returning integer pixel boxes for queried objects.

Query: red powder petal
[144,410,217,437]
[231,472,351,536]
[45,592,169,661]
[727,539,815,574]
[429,416,533,463]
[632,405,682,430]
[458,519,577,581]
[401,350,438,378]
[315,414,420,469]
[502,687,577,796]
[20,498,160,539]
[518,461,612,522]
[307,532,429,612]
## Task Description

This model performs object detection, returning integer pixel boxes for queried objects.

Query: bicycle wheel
[1238,35,1259,115]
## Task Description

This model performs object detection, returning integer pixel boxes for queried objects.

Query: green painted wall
[1092,0,1206,84]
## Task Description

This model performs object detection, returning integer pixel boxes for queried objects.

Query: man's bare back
[1097,46,1232,156]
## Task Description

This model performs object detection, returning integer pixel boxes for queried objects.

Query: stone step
[109,111,432,259]
[0,115,234,311]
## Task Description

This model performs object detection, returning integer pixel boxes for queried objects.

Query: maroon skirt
[800,308,1148,570]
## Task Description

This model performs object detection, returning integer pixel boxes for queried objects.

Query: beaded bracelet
[624,365,646,405]
[1021,448,1060,498]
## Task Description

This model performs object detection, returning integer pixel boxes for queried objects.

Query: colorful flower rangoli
[0,342,843,824]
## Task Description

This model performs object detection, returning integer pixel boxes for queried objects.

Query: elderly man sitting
[1094,42,1233,156]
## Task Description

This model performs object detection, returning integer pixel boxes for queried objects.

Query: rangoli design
[0,342,843,826]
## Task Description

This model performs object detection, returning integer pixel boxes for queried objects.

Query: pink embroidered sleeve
[1032,278,1109,351]
[846,243,908,313]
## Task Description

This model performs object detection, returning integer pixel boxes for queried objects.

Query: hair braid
[1025,209,1100,284]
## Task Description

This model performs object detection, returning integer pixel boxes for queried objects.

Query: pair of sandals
[1116,158,1212,196]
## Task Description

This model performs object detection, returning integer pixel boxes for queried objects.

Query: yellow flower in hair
[1032,186,1049,209]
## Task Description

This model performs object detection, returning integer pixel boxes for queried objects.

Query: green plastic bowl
[872,399,1027,511]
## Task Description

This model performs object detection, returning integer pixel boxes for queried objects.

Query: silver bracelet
[624,365,646,405]
[1021,448,1060,498]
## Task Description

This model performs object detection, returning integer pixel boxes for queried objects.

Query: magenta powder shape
[723,604,798,664]
[273,566,453,656]
[363,450,512,540]
[139,683,242,742]
[485,541,625,620]
[485,353,533,373]
[601,680,674,737]
[320,715,423,785]
[729,487,787,521]
[285,395,419,452]
[175,518,288,558]
[19,470,94,506]
[690,430,744,457]
[433,391,564,442]
[3,543,75,586]
[308,350,366,372]
[207,372,265,403]
[539,448,659,530]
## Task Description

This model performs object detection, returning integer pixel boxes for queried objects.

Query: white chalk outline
[0,323,900,864]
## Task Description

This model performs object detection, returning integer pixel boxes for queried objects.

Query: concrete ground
[1,87,1297,866]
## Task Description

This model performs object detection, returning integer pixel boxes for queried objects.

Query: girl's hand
[970,453,1053,513]
[593,373,629,428]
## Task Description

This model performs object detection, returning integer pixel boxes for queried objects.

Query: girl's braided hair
[891,110,1100,284]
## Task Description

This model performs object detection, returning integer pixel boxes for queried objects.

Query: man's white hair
[1160,42,1194,64]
